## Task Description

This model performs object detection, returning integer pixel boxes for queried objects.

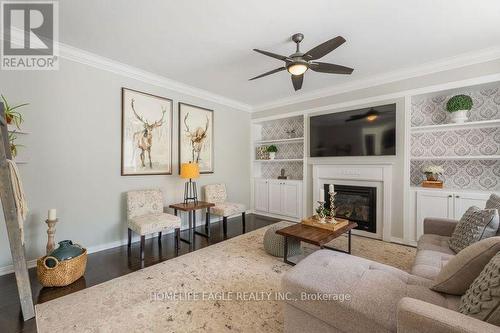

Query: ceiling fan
[346,108,379,122]
[249,33,354,91]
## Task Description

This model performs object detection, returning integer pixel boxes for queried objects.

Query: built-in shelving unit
[409,80,500,193]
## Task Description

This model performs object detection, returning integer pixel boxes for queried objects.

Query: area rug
[36,221,416,332]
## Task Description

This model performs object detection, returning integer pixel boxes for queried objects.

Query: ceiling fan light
[287,63,308,76]
[366,114,378,122]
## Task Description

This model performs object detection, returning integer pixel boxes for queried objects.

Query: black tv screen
[310,104,396,157]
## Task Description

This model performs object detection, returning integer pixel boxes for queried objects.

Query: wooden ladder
[0,101,35,320]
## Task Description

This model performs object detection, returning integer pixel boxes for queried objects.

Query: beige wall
[0,58,251,270]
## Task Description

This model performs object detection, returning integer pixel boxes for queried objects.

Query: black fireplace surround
[324,184,376,233]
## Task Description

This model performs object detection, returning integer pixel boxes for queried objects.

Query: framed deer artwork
[121,88,173,176]
[178,102,214,174]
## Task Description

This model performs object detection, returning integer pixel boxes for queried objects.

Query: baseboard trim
[391,237,417,247]
[252,211,300,222]
[0,211,253,276]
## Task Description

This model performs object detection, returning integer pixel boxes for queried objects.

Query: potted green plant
[266,145,278,160]
[446,94,473,124]
[1,95,28,129]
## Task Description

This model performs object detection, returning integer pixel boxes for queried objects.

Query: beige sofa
[281,217,499,333]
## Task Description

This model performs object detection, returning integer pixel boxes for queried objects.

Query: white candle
[319,189,325,201]
[329,184,335,193]
[48,209,57,221]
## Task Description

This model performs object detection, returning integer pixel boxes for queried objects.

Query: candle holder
[328,190,337,224]
[45,218,58,254]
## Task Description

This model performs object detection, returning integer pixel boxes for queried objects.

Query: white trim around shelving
[411,119,500,133]
[411,155,500,161]
[254,137,304,145]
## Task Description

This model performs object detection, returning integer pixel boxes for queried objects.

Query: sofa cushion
[431,237,500,295]
[448,206,499,253]
[485,194,500,236]
[282,250,458,333]
[460,251,500,326]
[411,249,454,280]
[417,234,454,255]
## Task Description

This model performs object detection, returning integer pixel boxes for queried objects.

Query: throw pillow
[485,194,500,236]
[431,237,500,295]
[448,206,499,253]
[459,251,500,326]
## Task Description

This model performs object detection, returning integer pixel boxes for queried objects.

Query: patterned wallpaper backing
[411,87,500,126]
[257,116,304,180]
[261,116,304,140]
[410,85,500,191]
[411,160,500,191]
[261,161,303,180]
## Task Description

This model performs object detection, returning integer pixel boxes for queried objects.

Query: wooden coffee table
[276,220,358,265]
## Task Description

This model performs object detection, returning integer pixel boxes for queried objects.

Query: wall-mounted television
[310,103,396,157]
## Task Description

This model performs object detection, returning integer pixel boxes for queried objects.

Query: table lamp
[180,162,200,204]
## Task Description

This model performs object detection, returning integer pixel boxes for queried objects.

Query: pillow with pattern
[486,194,500,236]
[448,206,499,253]
[459,251,500,326]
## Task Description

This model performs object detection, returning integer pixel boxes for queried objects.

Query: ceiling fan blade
[253,49,290,61]
[310,62,354,74]
[304,36,346,60]
[291,74,303,91]
[249,67,286,80]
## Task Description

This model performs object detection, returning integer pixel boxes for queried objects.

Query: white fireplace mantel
[312,163,393,241]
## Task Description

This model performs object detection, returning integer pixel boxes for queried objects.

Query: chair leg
[127,228,132,248]
[223,216,228,237]
[140,235,145,261]
[158,232,162,244]
[242,212,246,234]
[175,228,180,257]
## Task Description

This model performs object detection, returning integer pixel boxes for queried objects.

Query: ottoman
[264,222,302,258]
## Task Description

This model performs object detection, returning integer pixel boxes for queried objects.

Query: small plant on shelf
[446,94,473,124]
[422,165,444,181]
[266,145,278,160]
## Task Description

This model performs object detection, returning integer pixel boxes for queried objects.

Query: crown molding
[2,27,252,112]
[58,44,253,112]
[252,46,500,112]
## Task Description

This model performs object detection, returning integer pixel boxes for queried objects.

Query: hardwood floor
[0,214,279,333]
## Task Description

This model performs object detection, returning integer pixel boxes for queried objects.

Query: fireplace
[324,184,377,233]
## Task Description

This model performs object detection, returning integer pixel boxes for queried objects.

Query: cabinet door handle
[455,195,460,198]
[448,195,452,198]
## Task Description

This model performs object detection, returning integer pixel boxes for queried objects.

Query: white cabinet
[415,189,491,238]
[254,179,302,219]
[254,179,269,212]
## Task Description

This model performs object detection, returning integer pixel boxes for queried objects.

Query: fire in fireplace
[324,184,376,233]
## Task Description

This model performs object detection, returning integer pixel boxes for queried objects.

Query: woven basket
[37,249,87,287]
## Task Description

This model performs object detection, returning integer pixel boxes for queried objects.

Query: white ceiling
[60,0,500,109]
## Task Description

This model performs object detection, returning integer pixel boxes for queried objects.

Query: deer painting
[183,113,210,163]
[131,98,166,169]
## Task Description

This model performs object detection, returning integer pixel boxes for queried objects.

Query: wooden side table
[168,201,215,249]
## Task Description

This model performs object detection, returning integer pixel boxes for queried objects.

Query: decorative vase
[450,110,468,124]
[425,173,439,181]
[44,240,84,268]
[269,152,276,160]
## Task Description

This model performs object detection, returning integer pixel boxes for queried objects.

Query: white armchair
[203,184,246,237]
[126,189,181,260]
